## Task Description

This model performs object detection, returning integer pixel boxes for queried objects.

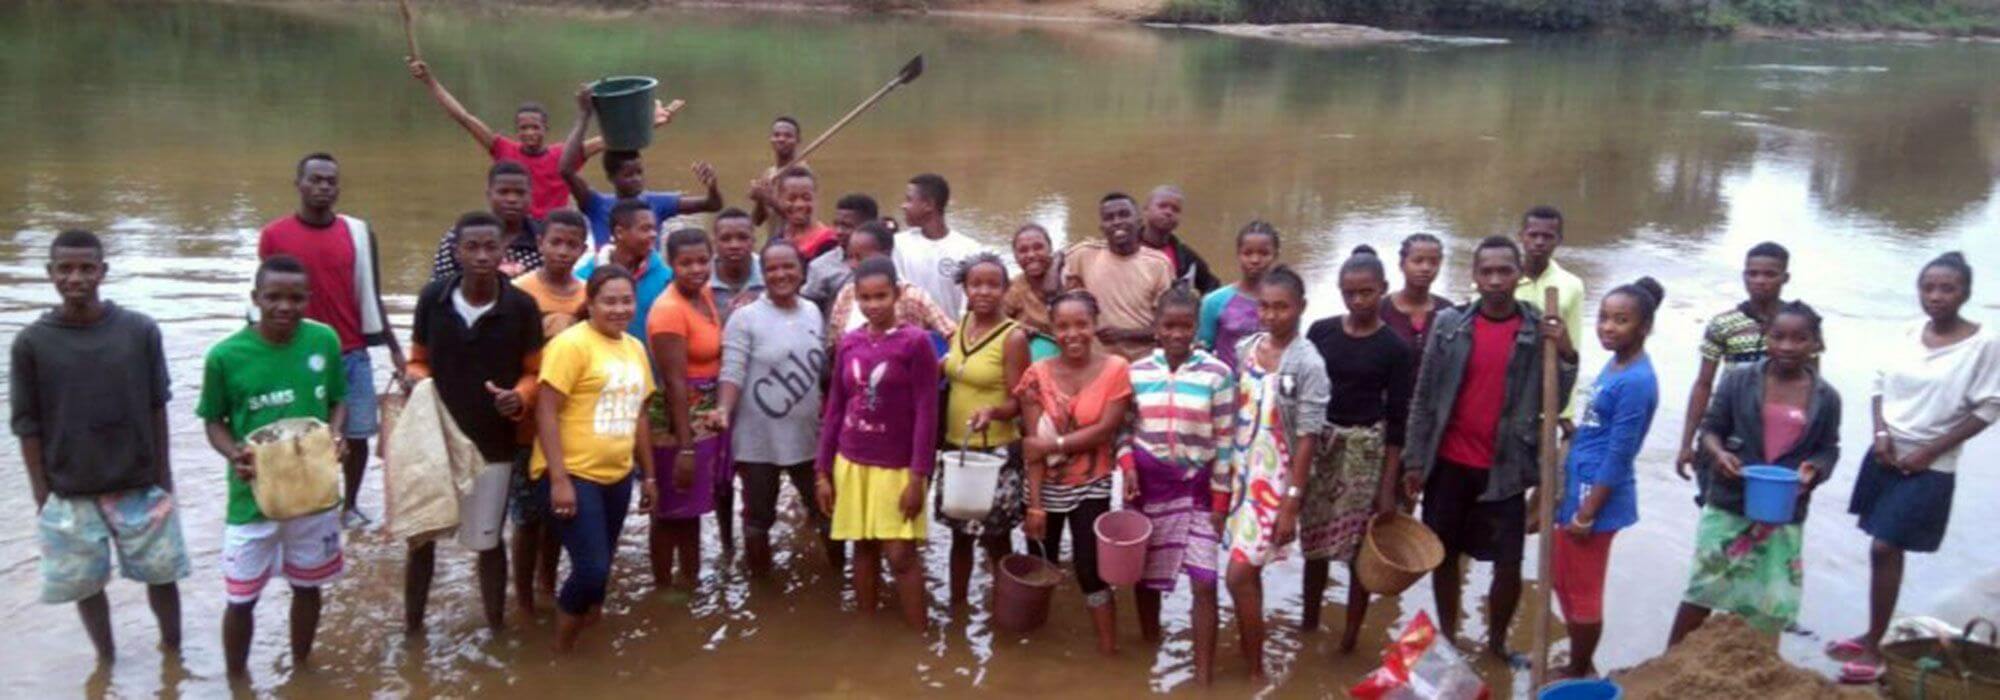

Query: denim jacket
[1404,301,1577,502]
[1697,360,1842,523]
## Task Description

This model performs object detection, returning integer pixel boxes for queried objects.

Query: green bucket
[590,76,658,151]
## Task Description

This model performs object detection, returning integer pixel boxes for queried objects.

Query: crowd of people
[11,65,1999,689]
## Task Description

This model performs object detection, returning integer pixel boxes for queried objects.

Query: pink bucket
[1093,509,1152,587]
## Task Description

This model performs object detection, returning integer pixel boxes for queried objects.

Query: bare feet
[554,611,584,653]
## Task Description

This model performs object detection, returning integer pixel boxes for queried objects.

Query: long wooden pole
[1529,286,1563,691]
[397,0,422,61]
[792,55,923,165]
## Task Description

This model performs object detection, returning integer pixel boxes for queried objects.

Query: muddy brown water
[3,2,1998,697]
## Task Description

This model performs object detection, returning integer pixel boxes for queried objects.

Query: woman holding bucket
[1018,290,1134,656]
[816,258,940,630]
[1121,287,1234,684]
[1830,252,1999,683]
[1552,277,1665,680]
[936,253,1032,610]
[1301,245,1415,653]
[1668,301,1839,647]
[1218,265,1327,683]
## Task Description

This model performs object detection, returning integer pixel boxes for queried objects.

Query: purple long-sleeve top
[815,324,941,477]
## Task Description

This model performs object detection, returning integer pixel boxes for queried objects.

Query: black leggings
[1038,497,1111,596]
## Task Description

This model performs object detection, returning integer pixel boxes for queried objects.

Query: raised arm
[559,86,597,210]
[675,162,724,214]
[408,58,497,152]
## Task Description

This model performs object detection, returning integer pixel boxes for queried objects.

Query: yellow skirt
[830,456,927,541]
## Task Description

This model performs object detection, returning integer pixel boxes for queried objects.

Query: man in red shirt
[407,58,670,220]
[257,153,407,528]
[771,166,839,261]
[1401,235,1575,662]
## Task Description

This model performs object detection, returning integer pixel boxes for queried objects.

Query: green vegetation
[1148,0,2000,34]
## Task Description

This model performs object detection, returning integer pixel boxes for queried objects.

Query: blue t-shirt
[576,250,673,342]
[579,190,683,247]
[1557,354,1658,533]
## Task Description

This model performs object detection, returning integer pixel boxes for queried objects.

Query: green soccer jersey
[195,321,346,524]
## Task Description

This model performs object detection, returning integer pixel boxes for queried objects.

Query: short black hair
[515,102,549,121]
[256,254,309,288]
[1746,241,1790,267]
[602,150,642,179]
[777,165,816,187]
[610,199,653,230]
[1475,235,1523,267]
[50,229,104,259]
[853,256,899,288]
[773,116,800,132]
[954,251,1009,286]
[454,210,505,238]
[1521,205,1564,236]
[852,221,896,255]
[715,207,753,226]
[664,227,711,260]
[488,160,531,184]
[1156,285,1201,317]
[1100,192,1136,208]
[909,173,950,211]
[1013,223,1051,247]
[761,238,803,264]
[836,193,879,221]
[1922,251,1973,293]
[545,209,589,235]
[1399,233,1443,261]
[295,152,336,180]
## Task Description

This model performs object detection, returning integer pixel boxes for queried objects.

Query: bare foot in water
[554,611,584,653]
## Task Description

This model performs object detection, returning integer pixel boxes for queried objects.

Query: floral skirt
[1300,423,1384,562]
[1681,506,1803,632]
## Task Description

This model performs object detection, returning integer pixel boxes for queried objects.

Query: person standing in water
[1552,277,1665,679]
[558,86,720,248]
[508,210,592,615]
[719,240,833,577]
[1003,223,1062,360]
[575,201,671,341]
[817,258,940,631]
[1830,252,1998,684]
[198,255,348,677]
[1199,221,1279,370]
[14,230,188,661]
[407,58,673,220]
[534,266,659,652]
[647,229,726,593]
[403,213,545,634]
[1676,243,1792,485]
[430,161,544,282]
[1300,246,1414,653]
[1217,265,1327,683]
[1381,233,1452,374]
[747,116,802,233]
[257,152,404,530]
[1669,302,1839,645]
[1019,290,1136,655]
[935,253,1031,610]
[1404,236,1575,662]
[1123,287,1234,685]
[802,193,879,310]
[1515,206,1585,426]
[1137,185,1221,294]
[895,173,984,318]
[1063,193,1175,360]
[824,223,957,343]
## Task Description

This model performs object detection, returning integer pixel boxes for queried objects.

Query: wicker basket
[1883,618,2000,700]
[1356,511,1445,595]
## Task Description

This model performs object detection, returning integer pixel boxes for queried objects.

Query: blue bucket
[1538,679,1623,700]
[1743,465,1800,524]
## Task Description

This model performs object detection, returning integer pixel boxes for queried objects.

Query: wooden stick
[793,55,923,165]
[1530,286,1562,691]
[398,0,422,61]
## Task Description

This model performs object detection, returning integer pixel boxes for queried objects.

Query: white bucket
[939,450,1008,521]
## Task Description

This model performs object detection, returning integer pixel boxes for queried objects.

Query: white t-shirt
[453,288,496,327]
[892,228,984,319]
[1875,322,2000,473]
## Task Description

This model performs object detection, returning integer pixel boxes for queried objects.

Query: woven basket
[1356,511,1445,595]
[1883,618,2000,700]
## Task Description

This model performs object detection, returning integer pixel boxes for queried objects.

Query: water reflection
[3,2,1998,698]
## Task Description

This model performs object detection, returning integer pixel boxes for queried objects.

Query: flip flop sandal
[1825,637,1870,661]
[1839,659,1885,685]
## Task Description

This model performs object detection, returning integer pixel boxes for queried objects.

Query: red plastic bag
[1350,611,1490,700]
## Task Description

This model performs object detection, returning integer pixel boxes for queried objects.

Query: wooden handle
[1529,286,1563,690]
[398,0,422,60]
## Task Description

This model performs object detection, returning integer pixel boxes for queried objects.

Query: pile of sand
[1612,616,1879,700]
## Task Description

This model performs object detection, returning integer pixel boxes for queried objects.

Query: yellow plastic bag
[245,418,342,520]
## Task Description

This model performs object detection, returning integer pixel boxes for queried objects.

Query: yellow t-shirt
[530,324,656,484]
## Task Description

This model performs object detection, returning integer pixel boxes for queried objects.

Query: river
[2,1,1997,697]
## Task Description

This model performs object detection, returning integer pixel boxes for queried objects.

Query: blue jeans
[340,349,380,440]
[537,475,633,614]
